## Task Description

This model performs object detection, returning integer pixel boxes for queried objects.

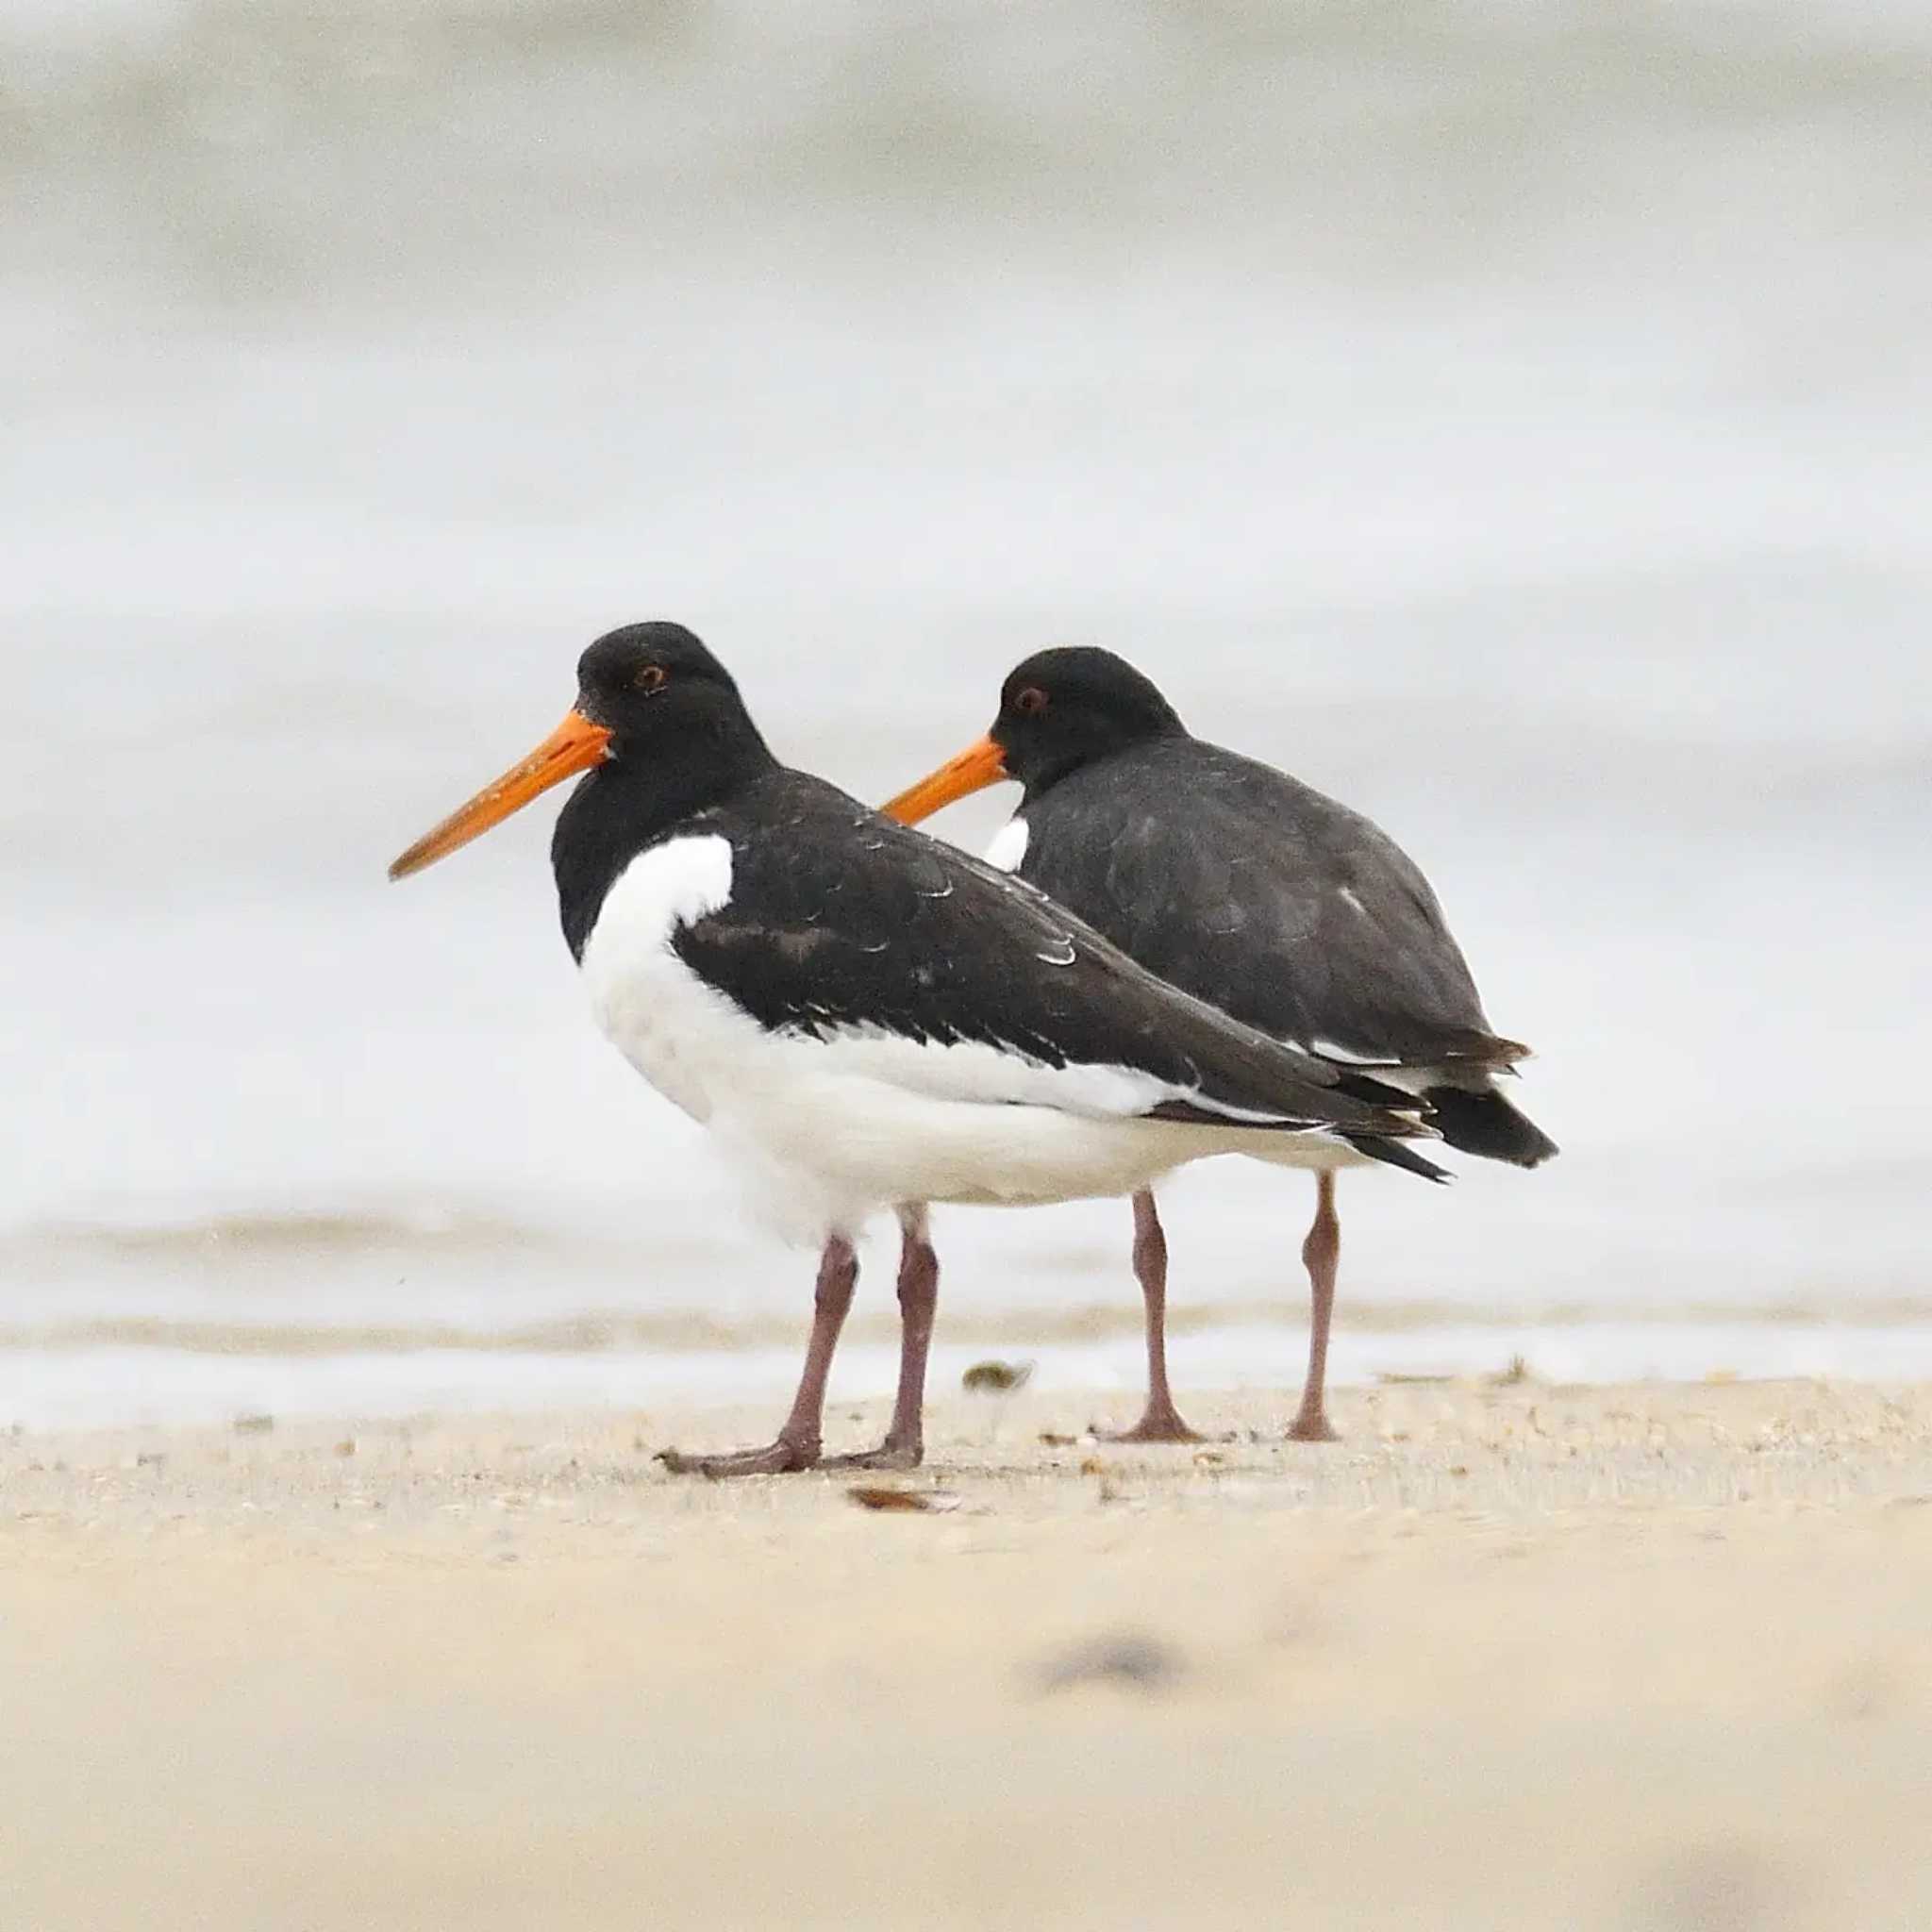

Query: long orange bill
[388,708,612,880]
[879,734,1008,825]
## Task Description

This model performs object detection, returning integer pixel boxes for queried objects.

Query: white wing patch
[983,816,1030,873]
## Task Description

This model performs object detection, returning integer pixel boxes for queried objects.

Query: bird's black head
[572,622,750,755]
[990,647,1184,797]
[881,645,1185,826]
[388,619,774,881]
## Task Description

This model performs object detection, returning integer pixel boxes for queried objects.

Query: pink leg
[658,1236,858,1477]
[1105,1189,1203,1444]
[824,1205,940,1471]
[1288,1171,1341,1442]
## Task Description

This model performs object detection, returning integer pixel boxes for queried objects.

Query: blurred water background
[4,0,1927,1427]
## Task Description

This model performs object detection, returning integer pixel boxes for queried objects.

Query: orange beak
[880,734,1008,825]
[388,708,613,880]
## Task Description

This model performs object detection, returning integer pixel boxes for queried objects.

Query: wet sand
[6,1376,1931,1929]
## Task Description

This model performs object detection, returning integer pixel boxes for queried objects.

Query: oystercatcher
[390,624,1441,1475]
[884,646,1556,1443]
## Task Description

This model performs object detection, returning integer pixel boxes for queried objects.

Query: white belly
[576,836,1338,1240]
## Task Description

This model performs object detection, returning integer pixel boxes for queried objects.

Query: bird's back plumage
[1008,735,1557,1167]
[665,769,1430,1153]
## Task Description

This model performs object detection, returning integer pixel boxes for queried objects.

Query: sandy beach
[13,5,1932,1928]
[6,1375,1931,1930]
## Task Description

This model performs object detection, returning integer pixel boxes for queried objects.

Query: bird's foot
[821,1437,924,1473]
[656,1436,821,1479]
[1286,1409,1341,1444]
[1102,1403,1204,1445]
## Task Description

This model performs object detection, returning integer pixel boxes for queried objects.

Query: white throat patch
[983,817,1030,873]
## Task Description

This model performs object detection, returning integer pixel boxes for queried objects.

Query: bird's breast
[576,833,741,1123]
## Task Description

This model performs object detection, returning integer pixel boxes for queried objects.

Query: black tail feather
[1330,1069,1421,1110]
[1342,1133,1450,1184]
[1424,1086,1558,1168]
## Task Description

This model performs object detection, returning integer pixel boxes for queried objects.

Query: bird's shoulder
[672,768,1132,1051]
[696,767,1080,948]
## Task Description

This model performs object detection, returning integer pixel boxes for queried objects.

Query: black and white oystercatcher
[884,646,1556,1444]
[388,624,1442,1476]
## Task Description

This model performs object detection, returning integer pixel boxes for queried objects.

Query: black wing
[673,769,1433,1150]
[1019,737,1522,1070]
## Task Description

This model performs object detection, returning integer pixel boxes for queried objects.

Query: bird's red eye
[1014,686,1048,716]
[635,663,669,692]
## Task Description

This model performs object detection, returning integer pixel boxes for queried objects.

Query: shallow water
[4,1,1927,1425]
